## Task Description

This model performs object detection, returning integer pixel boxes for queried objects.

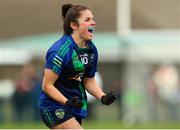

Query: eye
[85,18,90,22]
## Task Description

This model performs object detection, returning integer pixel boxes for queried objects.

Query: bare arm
[84,77,105,100]
[42,69,68,105]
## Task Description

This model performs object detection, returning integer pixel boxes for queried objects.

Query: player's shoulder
[89,40,95,47]
[88,40,98,53]
[49,35,72,51]
[47,35,73,56]
[45,35,73,66]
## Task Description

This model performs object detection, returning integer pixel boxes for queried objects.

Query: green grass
[0,122,46,129]
[1,121,180,129]
[83,121,180,129]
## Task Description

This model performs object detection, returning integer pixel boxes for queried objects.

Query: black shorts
[40,108,82,128]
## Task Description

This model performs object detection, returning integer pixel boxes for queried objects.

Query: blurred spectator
[149,63,180,122]
[30,70,42,122]
[11,64,38,122]
[0,79,15,122]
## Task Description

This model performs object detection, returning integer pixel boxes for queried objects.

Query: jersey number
[81,57,88,64]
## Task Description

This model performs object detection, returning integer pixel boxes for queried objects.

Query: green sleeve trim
[52,66,59,73]
[52,60,61,68]
[53,57,62,66]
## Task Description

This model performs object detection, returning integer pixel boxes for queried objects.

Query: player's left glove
[101,91,116,105]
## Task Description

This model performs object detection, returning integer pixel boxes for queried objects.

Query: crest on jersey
[55,109,65,119]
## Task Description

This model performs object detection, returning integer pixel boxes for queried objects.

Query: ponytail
[62,3,73,20]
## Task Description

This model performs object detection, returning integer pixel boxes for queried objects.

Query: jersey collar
[69,35,92,50]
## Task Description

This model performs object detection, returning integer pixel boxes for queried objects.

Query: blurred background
[0,0,180,128]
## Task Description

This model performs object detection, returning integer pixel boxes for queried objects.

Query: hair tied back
[62,3,74,19]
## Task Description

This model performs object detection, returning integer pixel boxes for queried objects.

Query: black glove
[101,91,116,105]
[65,97,83,109]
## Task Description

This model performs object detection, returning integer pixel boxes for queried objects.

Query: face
[74,9,96,41]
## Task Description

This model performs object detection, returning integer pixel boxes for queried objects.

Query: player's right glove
[65,96,83,109]
[101,91,116,105]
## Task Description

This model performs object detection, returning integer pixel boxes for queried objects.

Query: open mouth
[88,27,95,33]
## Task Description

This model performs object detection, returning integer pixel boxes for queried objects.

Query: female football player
[38,3,116,129]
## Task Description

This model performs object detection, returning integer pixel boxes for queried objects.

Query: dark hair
[62,3,90,35]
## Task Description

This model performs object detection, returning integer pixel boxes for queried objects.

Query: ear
[70,22,78,30]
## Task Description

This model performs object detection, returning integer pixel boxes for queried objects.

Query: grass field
[2,102,180,129]
[1,120,180,129]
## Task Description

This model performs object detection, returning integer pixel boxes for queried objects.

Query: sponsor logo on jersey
[69,73,84,81]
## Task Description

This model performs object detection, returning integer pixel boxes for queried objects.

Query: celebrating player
[38,3,116,129]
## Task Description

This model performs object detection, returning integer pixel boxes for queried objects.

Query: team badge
[55,109,65,119]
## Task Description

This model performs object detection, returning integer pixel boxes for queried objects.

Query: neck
[71,33,86,48]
